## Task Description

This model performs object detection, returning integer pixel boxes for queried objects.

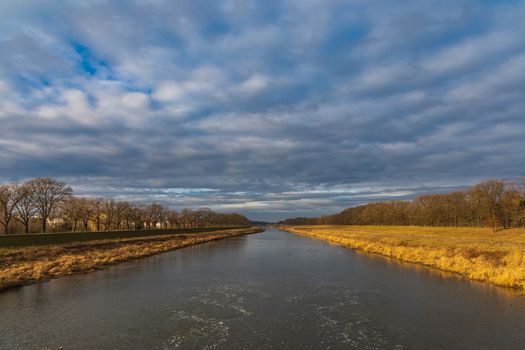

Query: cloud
[0,0,524,220]
[236,74,272,95]
[153,81,185,102]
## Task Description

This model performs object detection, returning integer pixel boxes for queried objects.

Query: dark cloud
[0,0,524,221]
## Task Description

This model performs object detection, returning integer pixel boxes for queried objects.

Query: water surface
[1,229,524,349]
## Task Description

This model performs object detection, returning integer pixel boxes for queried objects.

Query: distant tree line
[281,179,525,230]
[0,178,250,234]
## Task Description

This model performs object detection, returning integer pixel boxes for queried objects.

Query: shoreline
[0,226,263,293]
[279,225,525,292]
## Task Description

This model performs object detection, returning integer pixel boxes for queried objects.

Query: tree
[195,208,213,227]
[500,184,523,228]
[104,199,117,230]
[280,179,525,230]
[61,197,83,232]
[91,198,104,231]
[470,180,505,231]
[0,184,22,234]
[114,201,129,230]
[14,183,37,234]
[138,206,151,229]
[180,208,195,228]
[75,198,95,232]
[519,199,525,228]
[121,202,138,230]
[147,203,167,229]
[0,177,251,233]
[166,210,179,228]
[28,178,73,233]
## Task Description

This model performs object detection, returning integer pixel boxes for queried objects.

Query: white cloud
[424,31,521,74]
[122,92,149,109]
[36,89,91,122]
[447,54,525,102]
[153,81,185,102]
[237,74,271,94]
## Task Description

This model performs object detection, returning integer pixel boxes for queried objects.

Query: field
[281,225,525,291]
[0,226,262,292]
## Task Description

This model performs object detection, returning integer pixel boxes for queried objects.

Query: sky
[0,0,524,221]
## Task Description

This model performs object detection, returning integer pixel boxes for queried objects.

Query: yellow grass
[282,225,525,290]
[0,227,262,292]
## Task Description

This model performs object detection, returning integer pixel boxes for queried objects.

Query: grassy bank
[281,225,525,291]
[0,226,248,248]
[0,226,263,292]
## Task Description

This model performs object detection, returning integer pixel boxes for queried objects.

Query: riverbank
[0,226,249,248]
[281,225,525,291]
[0,226,263,292]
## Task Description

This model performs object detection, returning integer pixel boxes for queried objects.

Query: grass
[0,226,248,248]
[0,226,262,292]
[281,225,525,291]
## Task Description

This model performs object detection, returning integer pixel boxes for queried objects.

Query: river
[1,229,524,349]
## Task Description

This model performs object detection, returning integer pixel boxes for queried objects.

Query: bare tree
[121,202,138,229]
[14,183,37,234]
[147,203,167,229]
[91,198,104,231]
[61,197,83,232]
[104,199,117,231]
[77,198,95,231]
[114,201,129,230]
[500,183,523,228]
[28,178,73,233]
[0,184,22,234]
[0,177,251,234]
[281,179,525,230]
[166,210,179,228]
[180,208,194,228]
[195,208,213,227]
[470,180,505,231]
[519,198,525,228]
[138,206,151,229]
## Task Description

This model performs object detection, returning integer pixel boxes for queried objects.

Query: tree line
[281,179,525,230]
[0,178,250,234]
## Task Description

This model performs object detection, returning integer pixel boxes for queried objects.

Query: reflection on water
[1,229,524,350]
[319,236,524,300]
[352,248,525,300]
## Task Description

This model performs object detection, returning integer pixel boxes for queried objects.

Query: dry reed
[282,225,525,290]
[0,227,261,292]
